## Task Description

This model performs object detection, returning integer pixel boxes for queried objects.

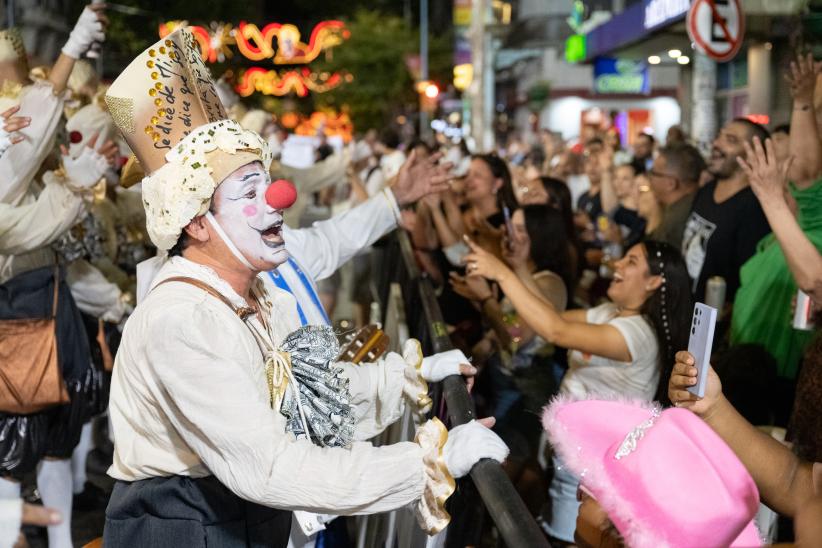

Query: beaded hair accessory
[657,248,671,344]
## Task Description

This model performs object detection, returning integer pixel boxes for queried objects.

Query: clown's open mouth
[254,221,284,248]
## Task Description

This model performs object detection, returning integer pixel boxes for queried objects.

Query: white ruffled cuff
[414,418,456,535]
[401,339,432,414]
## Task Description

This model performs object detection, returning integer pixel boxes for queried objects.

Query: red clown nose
[265,179,298,210]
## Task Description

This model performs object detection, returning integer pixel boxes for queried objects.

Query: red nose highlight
[265,179,297,210]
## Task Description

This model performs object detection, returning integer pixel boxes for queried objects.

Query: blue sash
[267,258,331,326]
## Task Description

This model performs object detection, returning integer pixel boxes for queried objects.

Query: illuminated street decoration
[235,21,350,64]
[158,20,352,98]
[159,20,350,65]
[236,67,351,98]
[293,110,353,142]
[159,21,235,63]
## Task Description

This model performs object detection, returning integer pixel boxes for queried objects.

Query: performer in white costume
[103,30,507,547]
[0,7,117,548]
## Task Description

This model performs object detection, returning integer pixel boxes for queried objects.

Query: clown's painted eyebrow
[226,173,262,200]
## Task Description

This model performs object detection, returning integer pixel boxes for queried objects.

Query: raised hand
[598,144,614,174]
[737,137,794,207]
[61,133,117,190]
[62,4,108,60]
[668,351,723,417]
[785,52,821,104]
[463,236,512,283]
[391,149,453,207]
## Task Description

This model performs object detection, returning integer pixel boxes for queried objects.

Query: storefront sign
[565,34,587,63]
[583,0,688,61]
[593,58,649,94]
[644,0,690,31]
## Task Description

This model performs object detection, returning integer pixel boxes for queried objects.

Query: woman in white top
[463,238,693,542]
[451,205,574,413]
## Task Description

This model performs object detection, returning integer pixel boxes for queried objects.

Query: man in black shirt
[682,119,772,305]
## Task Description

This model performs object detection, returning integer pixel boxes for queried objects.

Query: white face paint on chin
[212,161,289,270]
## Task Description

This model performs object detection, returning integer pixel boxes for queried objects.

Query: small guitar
[337,324,390,364]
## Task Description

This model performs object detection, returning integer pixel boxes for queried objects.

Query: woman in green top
[732,54,822,382]
[731,178,822,380]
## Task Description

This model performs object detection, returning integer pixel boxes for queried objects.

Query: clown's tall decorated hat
[105,28,272,251]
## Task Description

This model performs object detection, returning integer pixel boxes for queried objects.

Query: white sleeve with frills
[339,339,432,441]
[283,189,400,282]
[0,174,86,255]
[143,299,427,515]
[0,82,65,205]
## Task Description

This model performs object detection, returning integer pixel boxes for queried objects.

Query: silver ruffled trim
[279,325,356,448]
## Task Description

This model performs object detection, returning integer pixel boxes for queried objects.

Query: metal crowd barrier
[372,230,550,548]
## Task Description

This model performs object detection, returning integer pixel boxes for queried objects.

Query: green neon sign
[565,34,586,63]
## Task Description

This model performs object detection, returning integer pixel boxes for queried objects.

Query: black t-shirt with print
[577,190,602,221]
[681,180,771,304]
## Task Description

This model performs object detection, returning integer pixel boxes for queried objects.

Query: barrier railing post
[375,230,550,548]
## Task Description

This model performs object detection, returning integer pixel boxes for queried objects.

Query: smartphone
[686,303,717,398]
[502,205,515,251]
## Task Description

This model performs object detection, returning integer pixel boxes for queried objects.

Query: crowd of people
[0,3,821,547]
[371,52,821,546]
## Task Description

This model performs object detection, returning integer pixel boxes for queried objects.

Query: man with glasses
[647,144,706,248]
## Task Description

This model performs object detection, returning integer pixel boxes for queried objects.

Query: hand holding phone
[686,303,717,398]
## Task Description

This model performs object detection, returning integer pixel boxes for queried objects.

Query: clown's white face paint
[211,161,289,271]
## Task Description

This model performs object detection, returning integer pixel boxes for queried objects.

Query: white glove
[62,7,105,59]
[420,349,468,382]
[443,420,509,478]
[63,146,109,190]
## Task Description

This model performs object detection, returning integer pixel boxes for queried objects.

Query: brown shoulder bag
[0,269,70,414]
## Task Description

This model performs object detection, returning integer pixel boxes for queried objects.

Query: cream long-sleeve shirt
[0,174,88,283]
[282,188,400,282]
[109,257,427,514]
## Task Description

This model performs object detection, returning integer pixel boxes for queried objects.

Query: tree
[311,9,451,131]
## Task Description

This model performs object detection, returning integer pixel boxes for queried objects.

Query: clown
[103,29,508,546]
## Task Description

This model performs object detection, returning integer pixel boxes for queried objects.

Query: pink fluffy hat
[543,397,762,548]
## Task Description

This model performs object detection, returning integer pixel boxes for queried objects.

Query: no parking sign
[687,0,745,62]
